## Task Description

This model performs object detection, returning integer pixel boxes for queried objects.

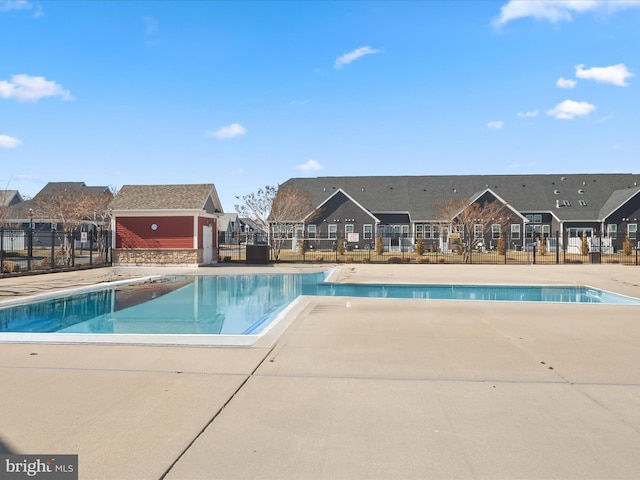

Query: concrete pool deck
[1,264,640,479]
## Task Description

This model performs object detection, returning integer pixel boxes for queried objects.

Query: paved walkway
[1,264,640,479]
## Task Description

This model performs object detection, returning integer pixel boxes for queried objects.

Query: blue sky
[1,0,639,212]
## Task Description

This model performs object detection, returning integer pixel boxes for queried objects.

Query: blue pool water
[1,272,639,335]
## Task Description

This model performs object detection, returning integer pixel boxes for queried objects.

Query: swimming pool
[1,272,638,344]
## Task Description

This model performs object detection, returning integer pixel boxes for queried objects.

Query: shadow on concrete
[0,435,15,454]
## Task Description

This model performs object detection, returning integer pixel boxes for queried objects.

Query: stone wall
[113,248,204,266]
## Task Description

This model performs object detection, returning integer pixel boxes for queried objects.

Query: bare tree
[235,185,315,261]
[34,187,112,265]
[0,190,10,228]
[436,197,514,263]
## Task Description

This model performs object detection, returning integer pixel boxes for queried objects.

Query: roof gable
[599,186,640,220]
[306,188,379,223]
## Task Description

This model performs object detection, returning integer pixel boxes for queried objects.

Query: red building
[110,184,223,266]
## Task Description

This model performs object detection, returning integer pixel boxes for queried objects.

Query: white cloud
[334,46,382,69]
[575,64,634,86]
[0,0,42,17]
[487,121,504,130]
[0,0,31,11]
[206,123,247,139]
[0,74,72,101]
[546,99,596,119]
[556,77,577,89]
[296,159,324,172]
[0,134,21,148]
[517,109,539,118]
[494,0,640,26]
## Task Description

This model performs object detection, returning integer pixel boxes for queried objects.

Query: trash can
[589,252,601,264]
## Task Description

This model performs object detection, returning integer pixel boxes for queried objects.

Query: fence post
[50,229,55,270]
[89,229,94,265]
[27,225,33,271]
[71,232,75,267]
[555,231,559,264]
[0,227,3,274]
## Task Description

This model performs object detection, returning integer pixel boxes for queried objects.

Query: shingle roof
[0,190,22,207]
[34,182,110,199]
[110,184,221,212]
[282,174,640,222]
[7,182,112,221]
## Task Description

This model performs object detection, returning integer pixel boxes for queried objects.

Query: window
[393,225,401,238]
[542,225,550,235]
[492,224,501,239]
[363,224,372,240]
[415,224,423,239]
[473,224,483,238]
[328,224,337,239]
[307,224,316,239]
[629,224,638,238]
[402,225,409,238]
[526,215,534,222]
[607,224,617,236]
[525,225,534,238]
[286,224,293,239]
[511,224,521,239]
[533,214,542,223]
[345,224,354,238]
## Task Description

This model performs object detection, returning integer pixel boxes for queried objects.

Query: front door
[202,224,213,264]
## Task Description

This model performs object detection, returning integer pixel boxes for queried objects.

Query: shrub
[418,257,430,264]
[337,236,345,255]
[387,256,402,264]
[375,235,384,255]
[1,261,20,273]
[298,240,307,255]
[414,237,425,256]
[538,233,546,256]
[497,235,506,255]
[438,258,445,264]
[623,236,633,256]
[314,255,324,263]
[581,232,589,256]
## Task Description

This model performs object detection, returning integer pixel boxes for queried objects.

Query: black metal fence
[1,228,111,275]
[218,231,639,265]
